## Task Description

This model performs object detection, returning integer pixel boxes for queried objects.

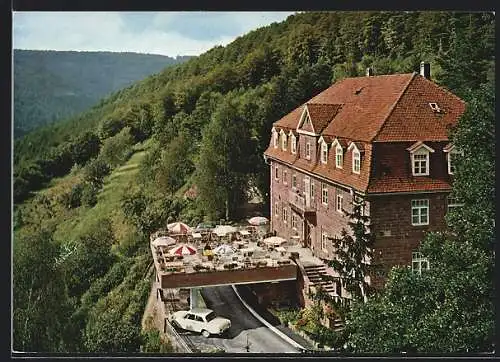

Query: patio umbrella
[213,244,237,255]
[169,244,197,256]
[167,222,192,235]
[248,216,269,226]
[212,225,238,237]
[152,236,177,248]
[263,236,287,247]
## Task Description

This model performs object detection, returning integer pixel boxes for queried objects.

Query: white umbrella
[152,236,177,248]
[248,216,269,226]
[213,244,237,255]
[167,222,192,234]
[212,225,238,237]
[169,244,197,256]
[263,236,287,247]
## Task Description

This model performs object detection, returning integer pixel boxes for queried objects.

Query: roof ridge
[420,74,466,105]
[370,72,416,142]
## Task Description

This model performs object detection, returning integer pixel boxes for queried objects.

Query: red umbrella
[169,244,197,256]
[167,222,192,234]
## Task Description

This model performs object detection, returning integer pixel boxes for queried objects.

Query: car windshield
[205,311,216,322]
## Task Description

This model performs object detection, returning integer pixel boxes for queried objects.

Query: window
[282,207,288,223]
[311,182,315,199]
[322,184,328,205]
[447,150,460,175]
[274,202,279,217]
[447,196,464,212]
[274,165,279,181]
[412,252,430,274]
[412,152,429,175]
[321,142,328,164]
[335,145,343,168]
[292,174,297,188]
[428,102,441,113]
[321,232,329,251]
[353,150,361,174]
[283,170,288,185]
[336,194,343,213]
[291,213,297,229]
[305,142,311,159]
[411,199,429,225]
[291,135,297,154]
[273,131,278,148]
[281,133,287,151]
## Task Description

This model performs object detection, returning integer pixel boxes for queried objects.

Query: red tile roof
[266,72,465,194]
[305,103,343,134]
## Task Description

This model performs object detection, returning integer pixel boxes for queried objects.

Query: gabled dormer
[279,129,287,151]
[331,138,346,169]
[443,143,462,175]
[272,127,278,148]
[347,141,365,174]
[407,141,435,176]
[296,105,317,136]
[288,130,297,154]
[318,135,331,164]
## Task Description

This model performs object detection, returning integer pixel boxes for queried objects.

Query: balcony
[288,190,316,214]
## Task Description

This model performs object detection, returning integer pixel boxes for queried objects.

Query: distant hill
[13,50,192,137]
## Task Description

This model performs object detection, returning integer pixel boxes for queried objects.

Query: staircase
[303,264,336,296]
[302,263,345,331]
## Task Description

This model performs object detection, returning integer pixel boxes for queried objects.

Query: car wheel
[201,330,210,338]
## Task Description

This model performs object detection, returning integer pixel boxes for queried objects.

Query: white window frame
[411,199,429,226]
[321,232,329,252]
[292,174,297,189]
[274,202,279,217]
[412,251,430,274]
[335,145,343,168]
[283,170,288,185]
[281,133,287,151]
[353,150,361,174]
[447,150,461,175]
[447,196,464,212]
[336,194,343,213]
[273,130,278,148]
[321,184,328,205]
[291,134,297,154]
[321,142,328,164]
[412,150,429,176]
[305,142,311,160]
[282,207,288,223]
[291,213,297,229]
[311,182,315,199]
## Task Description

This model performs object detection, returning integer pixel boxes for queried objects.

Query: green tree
[99,126,134,168]
[343,84,495,353]
[195,94,256,220]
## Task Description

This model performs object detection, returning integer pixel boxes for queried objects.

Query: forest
[14,50,191,138]
[12,11,495,353]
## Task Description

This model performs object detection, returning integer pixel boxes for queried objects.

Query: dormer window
[443,144,462,175]
[305,142,311,160]
[320,141,328,164]
[407,142,435,177]
[291,134,297,154]
[281,133,287,151]
[332,138,344,169]
[348,141,363,174]
[273,130,278,148]
[429,102,442,113]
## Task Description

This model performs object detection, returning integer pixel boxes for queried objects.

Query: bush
[81,183,99,207]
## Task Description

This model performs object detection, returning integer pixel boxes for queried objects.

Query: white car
[169,308,231,337]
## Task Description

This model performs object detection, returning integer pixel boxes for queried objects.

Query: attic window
[429,103,442,113]
[354,87,364,95]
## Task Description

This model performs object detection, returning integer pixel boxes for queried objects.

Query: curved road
[181,285,301,353]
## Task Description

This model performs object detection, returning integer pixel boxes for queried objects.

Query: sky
[13,11,295,57]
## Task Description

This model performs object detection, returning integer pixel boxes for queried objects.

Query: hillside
[12,11,494,353]
[13,50,191,137]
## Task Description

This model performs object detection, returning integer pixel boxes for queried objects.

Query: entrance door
[303,220,311,248]
[304,176,311,208]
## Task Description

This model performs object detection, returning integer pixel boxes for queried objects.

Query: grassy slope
[52,147,146,245]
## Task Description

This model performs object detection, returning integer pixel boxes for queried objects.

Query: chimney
[366,67,373,77]
[420,61,430,79]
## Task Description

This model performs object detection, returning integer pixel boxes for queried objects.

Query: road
[178,285,301,353]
